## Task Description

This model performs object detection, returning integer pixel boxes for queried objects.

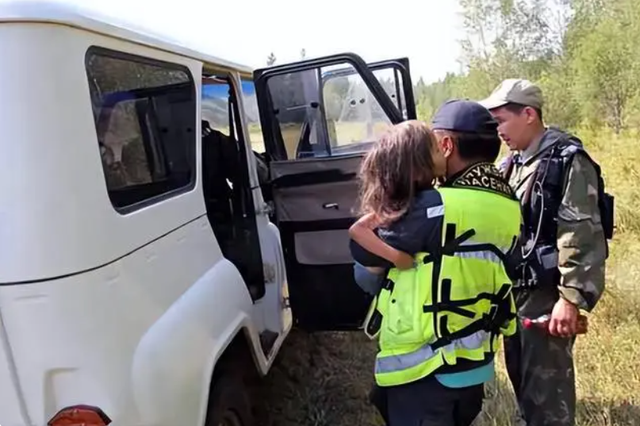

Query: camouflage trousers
[504,322,576,426]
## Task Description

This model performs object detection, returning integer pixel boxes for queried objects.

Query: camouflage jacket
[497,128,606,312]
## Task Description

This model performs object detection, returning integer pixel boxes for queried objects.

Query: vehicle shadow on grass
[252,329,384,426]
[253,331,522,426]
[252,329,640,426]
[253,330,517,426]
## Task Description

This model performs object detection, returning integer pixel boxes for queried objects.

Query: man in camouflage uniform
[479,79,608,426]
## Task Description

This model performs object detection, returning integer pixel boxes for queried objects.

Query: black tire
[205,369,254,426]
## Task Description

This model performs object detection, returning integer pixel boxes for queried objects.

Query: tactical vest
[363,170,521,388]
[502,129,614,288]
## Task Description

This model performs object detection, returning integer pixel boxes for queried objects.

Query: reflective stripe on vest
[375,329,490,374]
[457,239,511,264]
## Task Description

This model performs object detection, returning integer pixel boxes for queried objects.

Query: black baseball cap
[431,99,499,135]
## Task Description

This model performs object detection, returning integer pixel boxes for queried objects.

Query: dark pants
[504,323,576,426]
[369,383,390,424]
[371,376,484,426]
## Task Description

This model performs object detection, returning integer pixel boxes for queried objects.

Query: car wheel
[206,369,254,426]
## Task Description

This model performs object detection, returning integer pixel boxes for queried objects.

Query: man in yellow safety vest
[352,100,523,426]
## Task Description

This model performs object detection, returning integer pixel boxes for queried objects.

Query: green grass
[253,127,640,426]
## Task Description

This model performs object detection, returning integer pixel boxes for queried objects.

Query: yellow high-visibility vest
[364,180,521,387]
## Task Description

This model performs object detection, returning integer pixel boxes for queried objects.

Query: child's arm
[349,213,414,269]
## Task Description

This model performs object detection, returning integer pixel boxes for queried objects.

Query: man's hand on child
[392,250,415,270]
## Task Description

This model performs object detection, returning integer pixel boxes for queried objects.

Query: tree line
[416,0,640,134]
[265,0,636,134]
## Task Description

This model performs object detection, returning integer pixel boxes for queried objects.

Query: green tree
[570,6,639,132]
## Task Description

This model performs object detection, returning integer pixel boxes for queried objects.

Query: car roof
[0,0,255,75]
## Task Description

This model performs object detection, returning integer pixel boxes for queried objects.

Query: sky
[7,0,467,84]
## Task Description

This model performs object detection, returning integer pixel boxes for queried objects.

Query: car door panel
[254,53,415,330]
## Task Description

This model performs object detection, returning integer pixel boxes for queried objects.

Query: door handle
[323,202,339,210]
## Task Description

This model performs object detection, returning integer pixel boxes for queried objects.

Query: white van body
[0,2,417,425]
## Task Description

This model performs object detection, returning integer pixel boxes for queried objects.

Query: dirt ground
[253,330,384,426]
[252,320,640,426]
[251,329,519,426]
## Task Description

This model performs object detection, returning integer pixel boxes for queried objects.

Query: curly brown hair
[357,120,443,224]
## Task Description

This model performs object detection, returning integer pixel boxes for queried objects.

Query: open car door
[254,53,416,331]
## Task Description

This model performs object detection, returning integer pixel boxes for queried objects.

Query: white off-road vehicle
[0,2,417,426]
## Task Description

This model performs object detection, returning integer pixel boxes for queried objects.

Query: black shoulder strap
[534,131,614,246]
[558,134,614,243]
[548,133,603,203]
[533,133,581,191]
[523,133,577,208]
[521,144,557,209]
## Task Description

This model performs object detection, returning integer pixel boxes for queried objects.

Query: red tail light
[47,405,111,426]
